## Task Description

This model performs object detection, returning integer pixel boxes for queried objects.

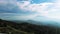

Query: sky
[0,0,60,22]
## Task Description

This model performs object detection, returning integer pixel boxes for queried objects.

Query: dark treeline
[0,19,60,34]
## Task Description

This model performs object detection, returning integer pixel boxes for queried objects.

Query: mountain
[0,19,60,34]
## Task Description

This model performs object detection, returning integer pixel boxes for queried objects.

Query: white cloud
[0,13,37,20]
[0,0,37,20]
[13,14,37,20]
[17,1,53,17]
[16,0,60,20]
[1,0,60,20]
[46,0,60,19]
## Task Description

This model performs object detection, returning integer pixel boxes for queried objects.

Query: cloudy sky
[0,0,60,22]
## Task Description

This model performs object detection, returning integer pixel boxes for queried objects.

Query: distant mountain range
[0,19,60,34]
[10,19,60,27]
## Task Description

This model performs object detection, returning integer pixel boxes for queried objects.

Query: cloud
[1,0,60,21]
[0,0,36,13]
[46,0,60,19]
[0,0,18,13]
[16,0,60,20]
[12,14,37,20]
[0,0,54,20]
[17,1,53,16]
[0,13,37,20]
[0,0,37,20]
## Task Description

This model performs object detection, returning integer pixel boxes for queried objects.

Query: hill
[0,19,60,34]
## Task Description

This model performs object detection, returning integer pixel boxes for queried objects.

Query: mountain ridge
[0,19,60,34]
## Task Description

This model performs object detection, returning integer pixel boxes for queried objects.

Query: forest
[0,19,60,34]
